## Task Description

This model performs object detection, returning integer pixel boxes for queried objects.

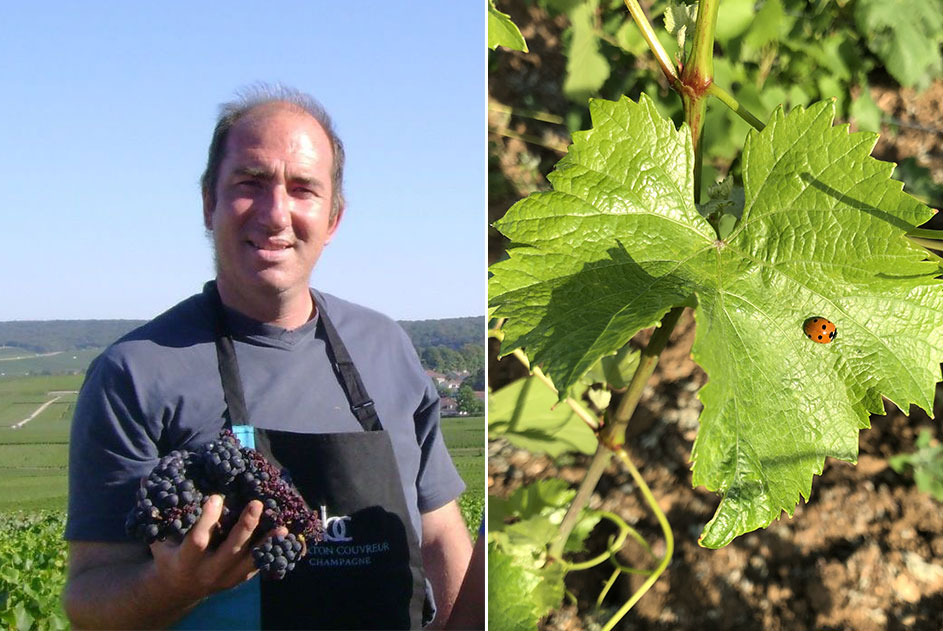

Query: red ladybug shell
[804,317,836,344]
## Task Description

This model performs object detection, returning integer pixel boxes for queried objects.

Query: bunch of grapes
[125,429,322,579]
[251,533,306,580]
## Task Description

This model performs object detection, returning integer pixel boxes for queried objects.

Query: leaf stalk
[707,83,766,132]
[510,348,600,430]
[548,307,684,560]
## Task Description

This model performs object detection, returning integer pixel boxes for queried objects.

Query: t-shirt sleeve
[65,351,161,542]
[413,366,466,514]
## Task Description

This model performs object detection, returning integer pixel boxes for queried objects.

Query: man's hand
[149,495,266,602]
[65,495,277,630]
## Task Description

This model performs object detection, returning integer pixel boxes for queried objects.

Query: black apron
[210,285,430,629]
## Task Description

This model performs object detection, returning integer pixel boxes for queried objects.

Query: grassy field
[0,348,101,379]
[0,377,484,520]
[441,415,486,531]
[0,375,81,512]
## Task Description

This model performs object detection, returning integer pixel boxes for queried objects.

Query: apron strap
[209,282,383,432]
[209,283,250,429]
[315,293,383,432]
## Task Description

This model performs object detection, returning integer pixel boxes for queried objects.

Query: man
[63,86,473,629]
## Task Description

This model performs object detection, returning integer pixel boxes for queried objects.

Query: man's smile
[247,237,295,261]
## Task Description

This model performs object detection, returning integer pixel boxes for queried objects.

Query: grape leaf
[742,0,785,54]
[489,376,597,456]
[714,0,754,43]
[562,0,610,101]
[663,1,697,52]
[490,478,577,527]
[849,82,883,133]
[489,479,603,553]
[488,543,565,631]
[854,0,943,89]
[580,344,641,389]
[489,94,943,547]
[488,0,528,52]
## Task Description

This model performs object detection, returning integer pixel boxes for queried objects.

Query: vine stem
[548,307,684,561]
[623,0,766,152]
[599,449,675,631]
[680,0,719,204]
[623,0,679,87]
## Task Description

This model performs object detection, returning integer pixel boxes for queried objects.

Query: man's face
[204,104,342,306]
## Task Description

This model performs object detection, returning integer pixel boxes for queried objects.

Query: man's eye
[237,180,262,189]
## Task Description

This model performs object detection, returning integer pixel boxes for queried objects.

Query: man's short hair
[200,84,346,222]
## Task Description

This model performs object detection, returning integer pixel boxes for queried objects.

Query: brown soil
[872,81,943,185]
[488,2,943,629]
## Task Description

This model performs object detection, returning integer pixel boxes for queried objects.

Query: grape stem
[622,0,679,87]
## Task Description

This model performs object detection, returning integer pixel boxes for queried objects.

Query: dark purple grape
[196,431,247,490]
[125,451,206,543]
[252,533,305,580]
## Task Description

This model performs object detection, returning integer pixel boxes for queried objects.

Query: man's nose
[257,185,292,230]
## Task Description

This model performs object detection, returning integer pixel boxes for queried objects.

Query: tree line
[0,317,485,375]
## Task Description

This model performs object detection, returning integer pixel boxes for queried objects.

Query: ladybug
[804,317,836,343]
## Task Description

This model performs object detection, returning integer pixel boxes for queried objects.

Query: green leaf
[0,565,19,585]
[490,479,576,529]
[714,0,754,44]
[489,95,943,547]
[615,19,647,56]
[854,0,943,88]
[488,0,529,52]
[562,0,610,101]
[489,376,598,456]
[11,601,34,631]
[850,82,883,133]
[663,1,697,52]
[580,344,641,389]
[488,544,565,631]
[490,479,603,556]
[742,0,785,53]
[562,509,603,553]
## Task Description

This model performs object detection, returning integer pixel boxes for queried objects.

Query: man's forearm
[65,497,262,629]
[64,558,200,630]
[421,501,474,629]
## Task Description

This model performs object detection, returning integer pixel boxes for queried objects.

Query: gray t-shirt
[65,283,464,544]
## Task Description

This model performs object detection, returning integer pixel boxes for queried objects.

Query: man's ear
[202,189,214,231]
[325,203,345,244]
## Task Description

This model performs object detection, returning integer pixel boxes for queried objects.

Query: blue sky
[0,3,484,321]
